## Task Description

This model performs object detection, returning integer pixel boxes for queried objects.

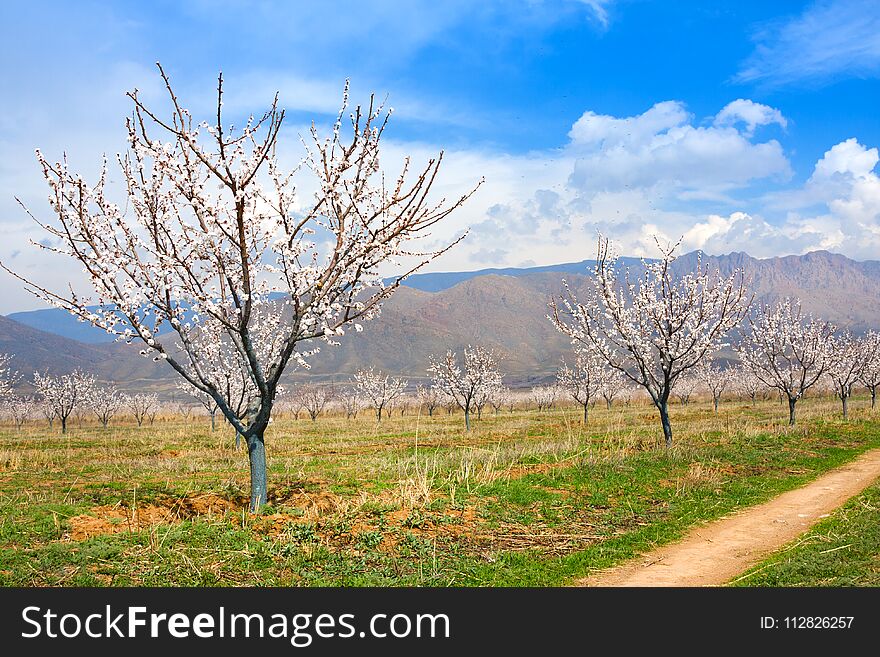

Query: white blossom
[530,384,559,412]
[556,347,613,422]
[33,369,95,434]
[427,345,503,430]
[826,331,879,419]
[2,65,478,510]
[550,235,749,446]
[738,298,835,425]
[353,368,407,422]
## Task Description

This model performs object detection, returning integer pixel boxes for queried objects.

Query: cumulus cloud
[699,138,880,259]
[424,102,880,269]
[713,99,787,136]
[566,100,791,193]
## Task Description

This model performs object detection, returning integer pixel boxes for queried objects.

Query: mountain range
[2,249,879,395]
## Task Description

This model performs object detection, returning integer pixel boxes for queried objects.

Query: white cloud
[713,99,787,136]
[419,104,880,270]
[566,100,791,193]
[813,137,879,179]
[735,0,880,87]
[573,0,614,28]
[622,137,880,260]
[3,91,878,314]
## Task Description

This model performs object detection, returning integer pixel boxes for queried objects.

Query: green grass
[0,393,878,586]
[730,481,880,587]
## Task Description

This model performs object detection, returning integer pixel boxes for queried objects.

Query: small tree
[88,383,124,428]
[556,348,609,423]
[6,396,35,429]
[530,385,558,412]
[600,369,626,410]
[416,384,443,417]
[732,364,763,403]
[428,346,503,431]
[173,395,195,422]
[339,387,364,419]
[550,236,749,447]
[489,386,511,415]
[294,384,335,422]
[859,331,880,410]
[673,372,699,406]
[353,368,407,422]
[2,64,478,511]
[39,400,57,428]
[827,331,877,420]
[33,370,95,434]
[127,392,159,427]
[181,383,220,431]
[696,357,733,412]
[738,298,835,425]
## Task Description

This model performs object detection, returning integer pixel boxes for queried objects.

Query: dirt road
[580,448,880,587]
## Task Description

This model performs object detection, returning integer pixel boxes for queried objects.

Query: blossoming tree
[695,356,733,412]
[428,345,503,431]
[126,392,160,427]
[556,348,610,423]
[87,383,124,428]
[858,331,880,410]
[2,64,477,510]
[353,368,408,422]
[293,384,335,422]
[33,370,95,434]
[826,331,878,419]
[737,298,835,426]
[551,236,749,447]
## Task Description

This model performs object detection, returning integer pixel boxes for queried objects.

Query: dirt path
[580,448,880,587]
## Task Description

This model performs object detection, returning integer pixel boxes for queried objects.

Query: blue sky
[1,0,880,312]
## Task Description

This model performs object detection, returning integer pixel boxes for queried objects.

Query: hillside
[2,249,879,393]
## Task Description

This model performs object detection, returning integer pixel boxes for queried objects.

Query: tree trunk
[210,412,216,432]
[583,402,589,424]
[61,416,67,434]
[788,397,797,426]
[246,429,267,512]
[464,407,471,432]
[871,386,876,410]
[713,396,719,413]
[605,398,612,410]
[377,406,383,422]
[235,432,242,450]
[842,395,849,420]
[658,401,672,448]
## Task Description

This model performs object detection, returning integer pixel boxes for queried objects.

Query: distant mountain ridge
[7,256,647,344]
[2,249,879,393]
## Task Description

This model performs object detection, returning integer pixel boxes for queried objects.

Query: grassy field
[1,393,878,586]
